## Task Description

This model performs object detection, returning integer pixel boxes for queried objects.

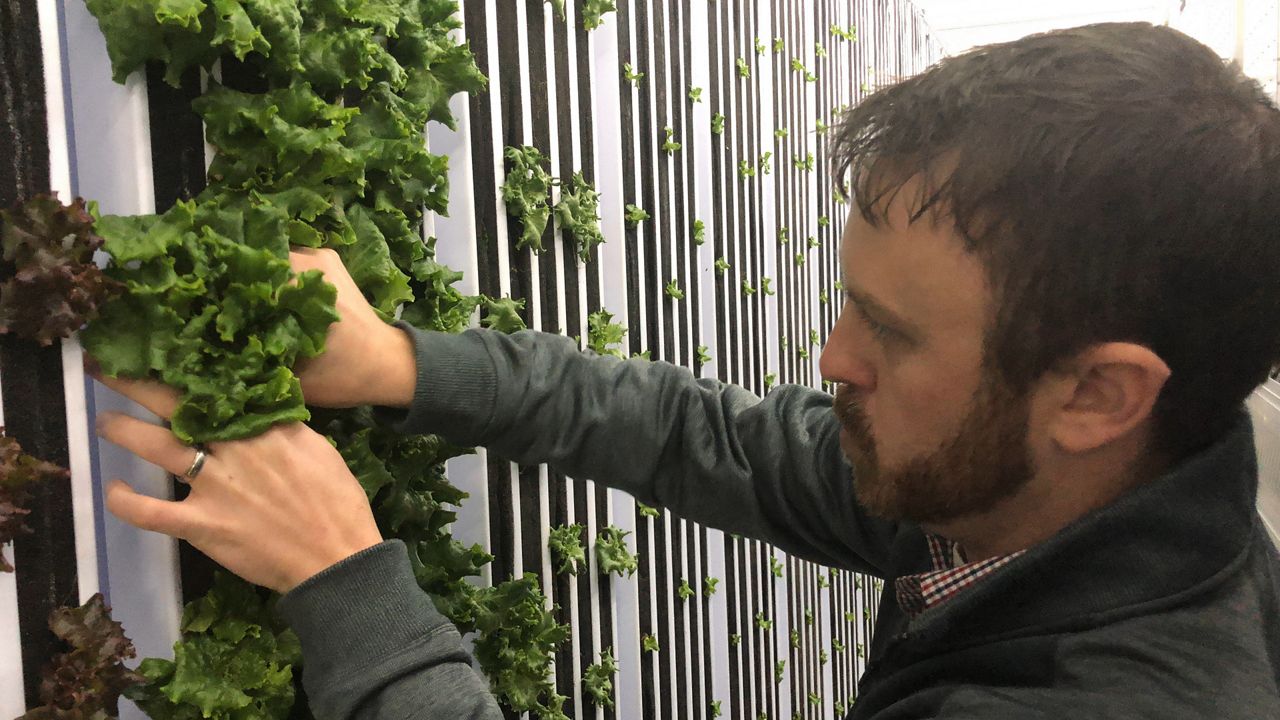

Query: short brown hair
[831,22,1280,459]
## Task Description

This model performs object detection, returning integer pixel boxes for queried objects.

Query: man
[94,22,1279,719]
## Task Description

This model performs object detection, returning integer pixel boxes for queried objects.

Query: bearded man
[95,21,1280,719]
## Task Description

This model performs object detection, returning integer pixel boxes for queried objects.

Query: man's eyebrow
[842,280,922,335]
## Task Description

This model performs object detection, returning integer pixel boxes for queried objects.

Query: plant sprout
[664,278,684,300]
[662,126,682,155]
[625,203,649,226]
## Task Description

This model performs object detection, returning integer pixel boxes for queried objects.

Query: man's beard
[833,376,1036,525]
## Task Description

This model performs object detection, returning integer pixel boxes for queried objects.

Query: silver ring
[183,447,209,482]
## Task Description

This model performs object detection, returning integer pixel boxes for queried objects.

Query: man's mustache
[833,385,864,429]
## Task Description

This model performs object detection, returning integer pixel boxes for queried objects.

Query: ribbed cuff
[277,540,452,670]
[372,323,498,441]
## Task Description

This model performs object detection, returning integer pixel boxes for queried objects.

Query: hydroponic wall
[0,2,941,720]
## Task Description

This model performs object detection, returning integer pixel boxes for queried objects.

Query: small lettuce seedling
[595,525,639,577]
[692,219,706,245]
[678,580,694,601]
[711,112,726,135]
[663,126,682,155]
[696,345,711,364]
[502,145,556,252]
[583,648,619,708]
[625,203,650,226]
[554,171,605,263]
[580,0,617,29]
[586,309,626,358]
[664,278,684,300]
[623,62,645,84]
[548,523,586,574]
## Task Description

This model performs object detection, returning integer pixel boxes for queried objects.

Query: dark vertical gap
[527,0,562,339]
[747,538,757,717]
[670,517,690,720]
[141,62,223,608]
[634,1,661,368]
[743,4,761,397]
[698,525,713,719]
[146,66,206,209]
[677,0,698,377]
[655,513,675,720]
[0,3,75,708]
[726,0,744,392]
[669,0,689,372]
[464,0,500,302]
[636,510,658,719]
[652,0,676,368]
[788,557,799,720]
[618,0,645,362]
[732,536,750,720]
[517,467,542,584]
[547,6,586,711]
[711,0,730,391]
[486,458,515,587]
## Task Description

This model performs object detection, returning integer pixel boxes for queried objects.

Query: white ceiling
[910,0,1180,55]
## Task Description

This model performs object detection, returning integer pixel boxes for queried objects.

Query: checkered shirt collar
[894,533,1025,618]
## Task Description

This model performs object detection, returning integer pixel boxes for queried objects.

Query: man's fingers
[95,411,204,478]
[104,479,195,539]
[90,371,181,421]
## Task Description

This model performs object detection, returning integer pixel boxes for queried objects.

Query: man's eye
[853,303,893,340]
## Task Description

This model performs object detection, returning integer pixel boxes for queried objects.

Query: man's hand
[91,370,384,594]
[290,247,417,409]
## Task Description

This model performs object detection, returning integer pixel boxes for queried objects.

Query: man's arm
[380,324,899,576]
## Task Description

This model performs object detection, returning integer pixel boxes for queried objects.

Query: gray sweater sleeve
[386,323,900,574]
[277,540,502,720]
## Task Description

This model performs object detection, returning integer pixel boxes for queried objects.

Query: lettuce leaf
[0,194,121,346]
[0,436,69,573]
[19,593,145,720]
[81,200,338,443]
[125,573,300,720]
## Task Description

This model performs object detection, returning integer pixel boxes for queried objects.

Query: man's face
[819,194,1037,525]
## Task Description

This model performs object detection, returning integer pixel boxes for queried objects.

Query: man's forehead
[839,206,990,336]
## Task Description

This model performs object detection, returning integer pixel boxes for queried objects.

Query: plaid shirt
[894,533,1025,618]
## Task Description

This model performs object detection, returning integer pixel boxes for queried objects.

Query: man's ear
[1043,343,1171,454]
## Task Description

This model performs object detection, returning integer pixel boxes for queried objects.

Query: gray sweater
[277,326,1280,719]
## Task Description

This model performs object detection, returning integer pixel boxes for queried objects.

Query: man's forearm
[380,325,899,575]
